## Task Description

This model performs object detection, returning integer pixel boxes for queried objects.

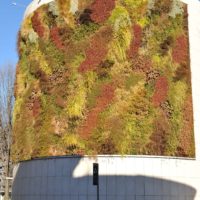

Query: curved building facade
[12,156,200,200]
[11,0,200,199]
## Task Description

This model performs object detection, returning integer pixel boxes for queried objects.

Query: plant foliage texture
[12,0,194,162]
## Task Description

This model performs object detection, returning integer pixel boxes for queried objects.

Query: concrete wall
[186,0,200,160]
[12,156,200,200]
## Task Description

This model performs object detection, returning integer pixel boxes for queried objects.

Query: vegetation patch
[90,0,116,23]
[31,11,45,38]
[12,0,194,162]
[152,76,169,107]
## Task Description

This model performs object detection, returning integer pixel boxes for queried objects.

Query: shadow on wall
[11,157,196,200]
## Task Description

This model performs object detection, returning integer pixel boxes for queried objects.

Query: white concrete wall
[24,0,78,18]
[11,156,200,200]
[186,0,200,160]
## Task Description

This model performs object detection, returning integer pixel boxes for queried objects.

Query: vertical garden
[12,0,195,162]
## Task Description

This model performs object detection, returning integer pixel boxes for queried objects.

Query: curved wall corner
[186,0,200,160]
[12,156,200,200]
[24,0,54,18]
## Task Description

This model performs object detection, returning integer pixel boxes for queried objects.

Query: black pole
[97,182,99,200]
[93,163,99,200]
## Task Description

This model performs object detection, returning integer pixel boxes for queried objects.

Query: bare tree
[0,64,15,200]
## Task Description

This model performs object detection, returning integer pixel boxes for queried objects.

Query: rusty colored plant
[79,83,115,139]
[50,26,65,50]
[152,76,169,107]
[172,35,188,64]
[31,12,45,38]
[128,24,142,59]
[90,0,116,23]
[79,26,113,73]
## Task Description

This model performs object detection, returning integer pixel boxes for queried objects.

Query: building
[12,0,200,199]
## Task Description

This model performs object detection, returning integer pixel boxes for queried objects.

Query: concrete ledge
[19,154,196,163]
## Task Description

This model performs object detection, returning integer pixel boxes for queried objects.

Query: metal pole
[97,183,99,200]
[93,163,99,200]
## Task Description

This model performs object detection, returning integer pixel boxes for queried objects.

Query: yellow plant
[62,133,85,152]
[57,0,75,28]
[108,6,132,62]
[31,47,52,75]
[20,15,33,37]
[66,76,86,118]
[12,98,23,123]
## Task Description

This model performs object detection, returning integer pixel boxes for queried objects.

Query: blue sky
[0,0,32,69]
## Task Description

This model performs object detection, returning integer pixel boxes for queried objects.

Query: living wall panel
[12,0,194,162]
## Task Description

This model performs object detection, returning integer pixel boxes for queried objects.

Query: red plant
[178,95,194,156]
[90,0,116,23]
[79,26,113,73]
[50,26,65,50]
[33,99,41,118]
[128,24,142,59]
[152,76,169,107]
[31,12,45,38]
[79,83,115,139]
[172,35,188,64]
[146,114,169,155]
